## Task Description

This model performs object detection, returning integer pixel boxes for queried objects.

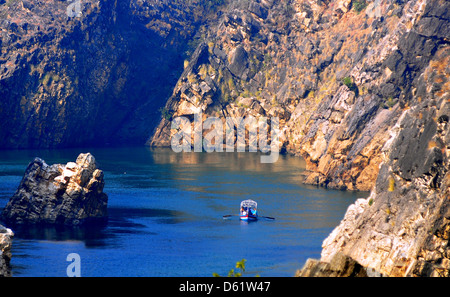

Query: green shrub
[341,76,359,95]
[159,107,173,121]
[342,76,353,88]
[42,73,52,86]
[385,97,397,108]
[213,259,247,277]
[352,0,368,13]
[205,0,226,12]
[381,97,398,109]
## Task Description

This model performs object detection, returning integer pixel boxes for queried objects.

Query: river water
[0,147,368,276]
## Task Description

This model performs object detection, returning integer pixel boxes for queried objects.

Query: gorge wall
[0,0,220,148]
[298,57,449,276]
[1,0,449,277]
[149,0,449,192]
[1,0,448,191]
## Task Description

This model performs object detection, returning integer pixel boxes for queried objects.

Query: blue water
[0,147,368,277]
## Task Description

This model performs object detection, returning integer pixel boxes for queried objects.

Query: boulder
[0,225,13,277]
[296,252,369,277]
[1,153,108,226]
[228,45,249,79]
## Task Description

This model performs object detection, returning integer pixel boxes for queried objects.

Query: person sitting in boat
[250,208,257,216]
[241,207,247,216]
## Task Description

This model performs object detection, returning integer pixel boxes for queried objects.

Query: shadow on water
[3,221,111,248]
[0,146,368,276]
[1,206,185,249]
[107,207,186,226]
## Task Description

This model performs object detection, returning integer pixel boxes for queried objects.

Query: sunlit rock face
[0,0,449,278]
[1,0,447,192]
[2,153,108,226]
[299,41,449,276]
[0,225,13,277]
[150,0,449,192]
[0,0,215,149]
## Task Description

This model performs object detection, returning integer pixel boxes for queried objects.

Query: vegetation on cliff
[150,0,449,193]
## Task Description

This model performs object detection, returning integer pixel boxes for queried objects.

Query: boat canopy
[240,199,257,209]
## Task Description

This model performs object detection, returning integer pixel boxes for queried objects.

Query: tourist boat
[240,199,258,221]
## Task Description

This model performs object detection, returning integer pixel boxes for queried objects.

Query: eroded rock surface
[0,0,220,148]
[0,225,13,277]
[1,153,108,226]
[298,65,449,276]
[150,0,450,192]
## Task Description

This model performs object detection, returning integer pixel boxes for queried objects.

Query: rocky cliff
[2,153,108,225]
[298,90,449,277]
[1,0,449,277]
[298,90,449,276]
[0,0,221,148]
[149,0,450,192]
[2,0,448,190]
[0,225,13,277]
[147,0,450,276]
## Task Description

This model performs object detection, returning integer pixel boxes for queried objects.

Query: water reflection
[3,206,185,249]
[7,223,110,248]
[150,148,306,174]
[0,146,368,276]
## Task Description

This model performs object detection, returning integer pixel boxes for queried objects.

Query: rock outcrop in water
[296,252,369,277]
[2,153,108,226]
[0,225,13,277]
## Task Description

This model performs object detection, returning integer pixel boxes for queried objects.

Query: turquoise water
[0,147,367,276]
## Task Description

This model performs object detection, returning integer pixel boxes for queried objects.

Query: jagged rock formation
[148,0,450,277]
[149,0,450,192]
[1,153,108,226]
[315,100,449,277]
[0,225,13,277]
[297,48,449,276]
[296,252,369,277]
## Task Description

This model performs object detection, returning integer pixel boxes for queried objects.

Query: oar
[223,214,239,219]
[260,216,275,220]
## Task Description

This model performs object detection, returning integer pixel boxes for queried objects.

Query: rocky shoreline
[0,225,13,277]
[298,95,449,276]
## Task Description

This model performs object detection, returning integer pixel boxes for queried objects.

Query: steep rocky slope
[2,0,448,191]
[150,0,449,192]
[0,225,13,277]
[2,153,108,226]
[298,57,449,276]
[0,0,221,148]
[0,0,449,278]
